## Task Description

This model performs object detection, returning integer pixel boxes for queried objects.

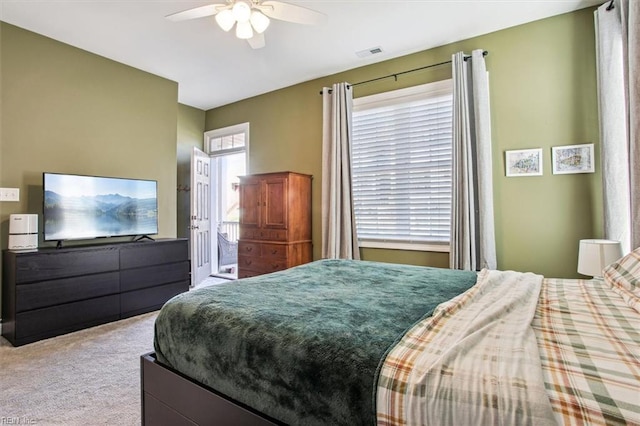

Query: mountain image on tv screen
[43,173,158,241]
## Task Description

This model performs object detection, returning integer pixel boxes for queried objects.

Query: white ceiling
[0,0,602,111]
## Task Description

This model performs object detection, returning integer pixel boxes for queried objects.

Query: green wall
[177,104,206,239]
[0,22,180,245]
[205,8,601,278]
[0,7,602,283]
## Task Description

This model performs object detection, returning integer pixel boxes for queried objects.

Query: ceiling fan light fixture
[215,9,235,32]
[236,20,254,39]
[250,10,270,34]
[232,1,252,22]
[166,0,326,48]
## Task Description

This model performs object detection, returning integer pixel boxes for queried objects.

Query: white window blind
[351,80,453,248]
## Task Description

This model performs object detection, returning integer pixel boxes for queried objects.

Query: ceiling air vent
[356,46,383,58]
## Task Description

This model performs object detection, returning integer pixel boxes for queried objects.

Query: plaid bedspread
[376,269,557,425]
[534,278,640,425]
[377,272,640,425]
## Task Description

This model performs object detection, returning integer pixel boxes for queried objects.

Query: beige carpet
[0,311,158,425]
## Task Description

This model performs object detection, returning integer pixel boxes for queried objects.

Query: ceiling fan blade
[165,4,225,22]
[247,32,266,49]
[258,1,327,25]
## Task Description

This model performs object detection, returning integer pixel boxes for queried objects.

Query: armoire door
[263,176,288,229]
[239,178,261,229]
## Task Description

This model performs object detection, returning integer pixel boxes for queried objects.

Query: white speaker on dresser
[8,214,38,251]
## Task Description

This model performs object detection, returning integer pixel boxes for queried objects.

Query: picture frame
[551,143,595,174]
[505,148,543,177]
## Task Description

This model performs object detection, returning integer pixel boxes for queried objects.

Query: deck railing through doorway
[218,221,239,242]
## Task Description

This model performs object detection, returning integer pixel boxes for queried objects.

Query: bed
[141,255,640,425]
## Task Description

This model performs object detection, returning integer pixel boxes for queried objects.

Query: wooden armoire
[237,171,312,278]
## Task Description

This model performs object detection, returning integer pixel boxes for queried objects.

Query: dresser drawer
[121,281,188,318]
[120,240,188,269]
[15,294,120,342]
[260,243,287,259]
[238,255,287,274]
[16,271,120,312]
[14,247,119,284]
[238,241,261,256]
[239,228,257,240]
[263,229,288,241]
[240,228,288,241]
[121,261,189,292]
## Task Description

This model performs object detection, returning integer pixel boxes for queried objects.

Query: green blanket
[154,259,477,425]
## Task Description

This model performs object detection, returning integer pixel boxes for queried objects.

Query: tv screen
[43,173,158,241]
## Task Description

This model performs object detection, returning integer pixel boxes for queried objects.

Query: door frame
[193,123,249,283]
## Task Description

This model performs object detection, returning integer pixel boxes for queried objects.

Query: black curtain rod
[606,0,615,10]
[320,50,488,95]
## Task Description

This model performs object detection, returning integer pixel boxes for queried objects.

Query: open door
[190,147,213,286]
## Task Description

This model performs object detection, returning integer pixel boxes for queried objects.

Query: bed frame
[140,352,282,426]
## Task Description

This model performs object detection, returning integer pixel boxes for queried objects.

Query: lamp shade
[232,1,251,22]
[250,10,270,34]
[577,239,623,278]
[235,20,254,39]
[215,9,235,32]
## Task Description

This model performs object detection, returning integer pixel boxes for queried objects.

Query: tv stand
[2,238,189,346]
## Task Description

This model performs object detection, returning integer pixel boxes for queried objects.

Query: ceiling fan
[166,0,327,49]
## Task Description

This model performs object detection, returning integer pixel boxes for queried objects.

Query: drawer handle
[245,260,252,265]
[245,247,253,252]
[271,263,280,269]
[271,250,278,255]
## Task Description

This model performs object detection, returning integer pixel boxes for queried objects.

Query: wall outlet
[0,188,20,202]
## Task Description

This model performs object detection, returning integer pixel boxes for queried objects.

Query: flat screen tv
[43,172,158,242]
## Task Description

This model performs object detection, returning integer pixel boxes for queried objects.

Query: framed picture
[552,143,595,174]
[505,148,543,177]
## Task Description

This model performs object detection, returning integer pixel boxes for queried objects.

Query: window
[351,80,452,252]
[205,122,248,156]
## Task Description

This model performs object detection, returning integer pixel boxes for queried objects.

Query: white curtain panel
[631,1,640,251]
[595,0,639,252]
[321,83,360,260]
[450,50,497,271]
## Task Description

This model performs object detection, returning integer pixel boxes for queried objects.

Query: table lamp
[577,239,623,279]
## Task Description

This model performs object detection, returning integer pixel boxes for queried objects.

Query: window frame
[351,80,453,253]
[204,122,250,158]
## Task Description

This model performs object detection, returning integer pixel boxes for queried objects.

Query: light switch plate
[0,188,20,202]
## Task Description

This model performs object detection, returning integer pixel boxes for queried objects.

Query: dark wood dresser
[1,238,189,346]
[237,171,312,278]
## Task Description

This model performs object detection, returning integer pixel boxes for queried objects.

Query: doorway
[189,122,248,286]
[211,151,245,279]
